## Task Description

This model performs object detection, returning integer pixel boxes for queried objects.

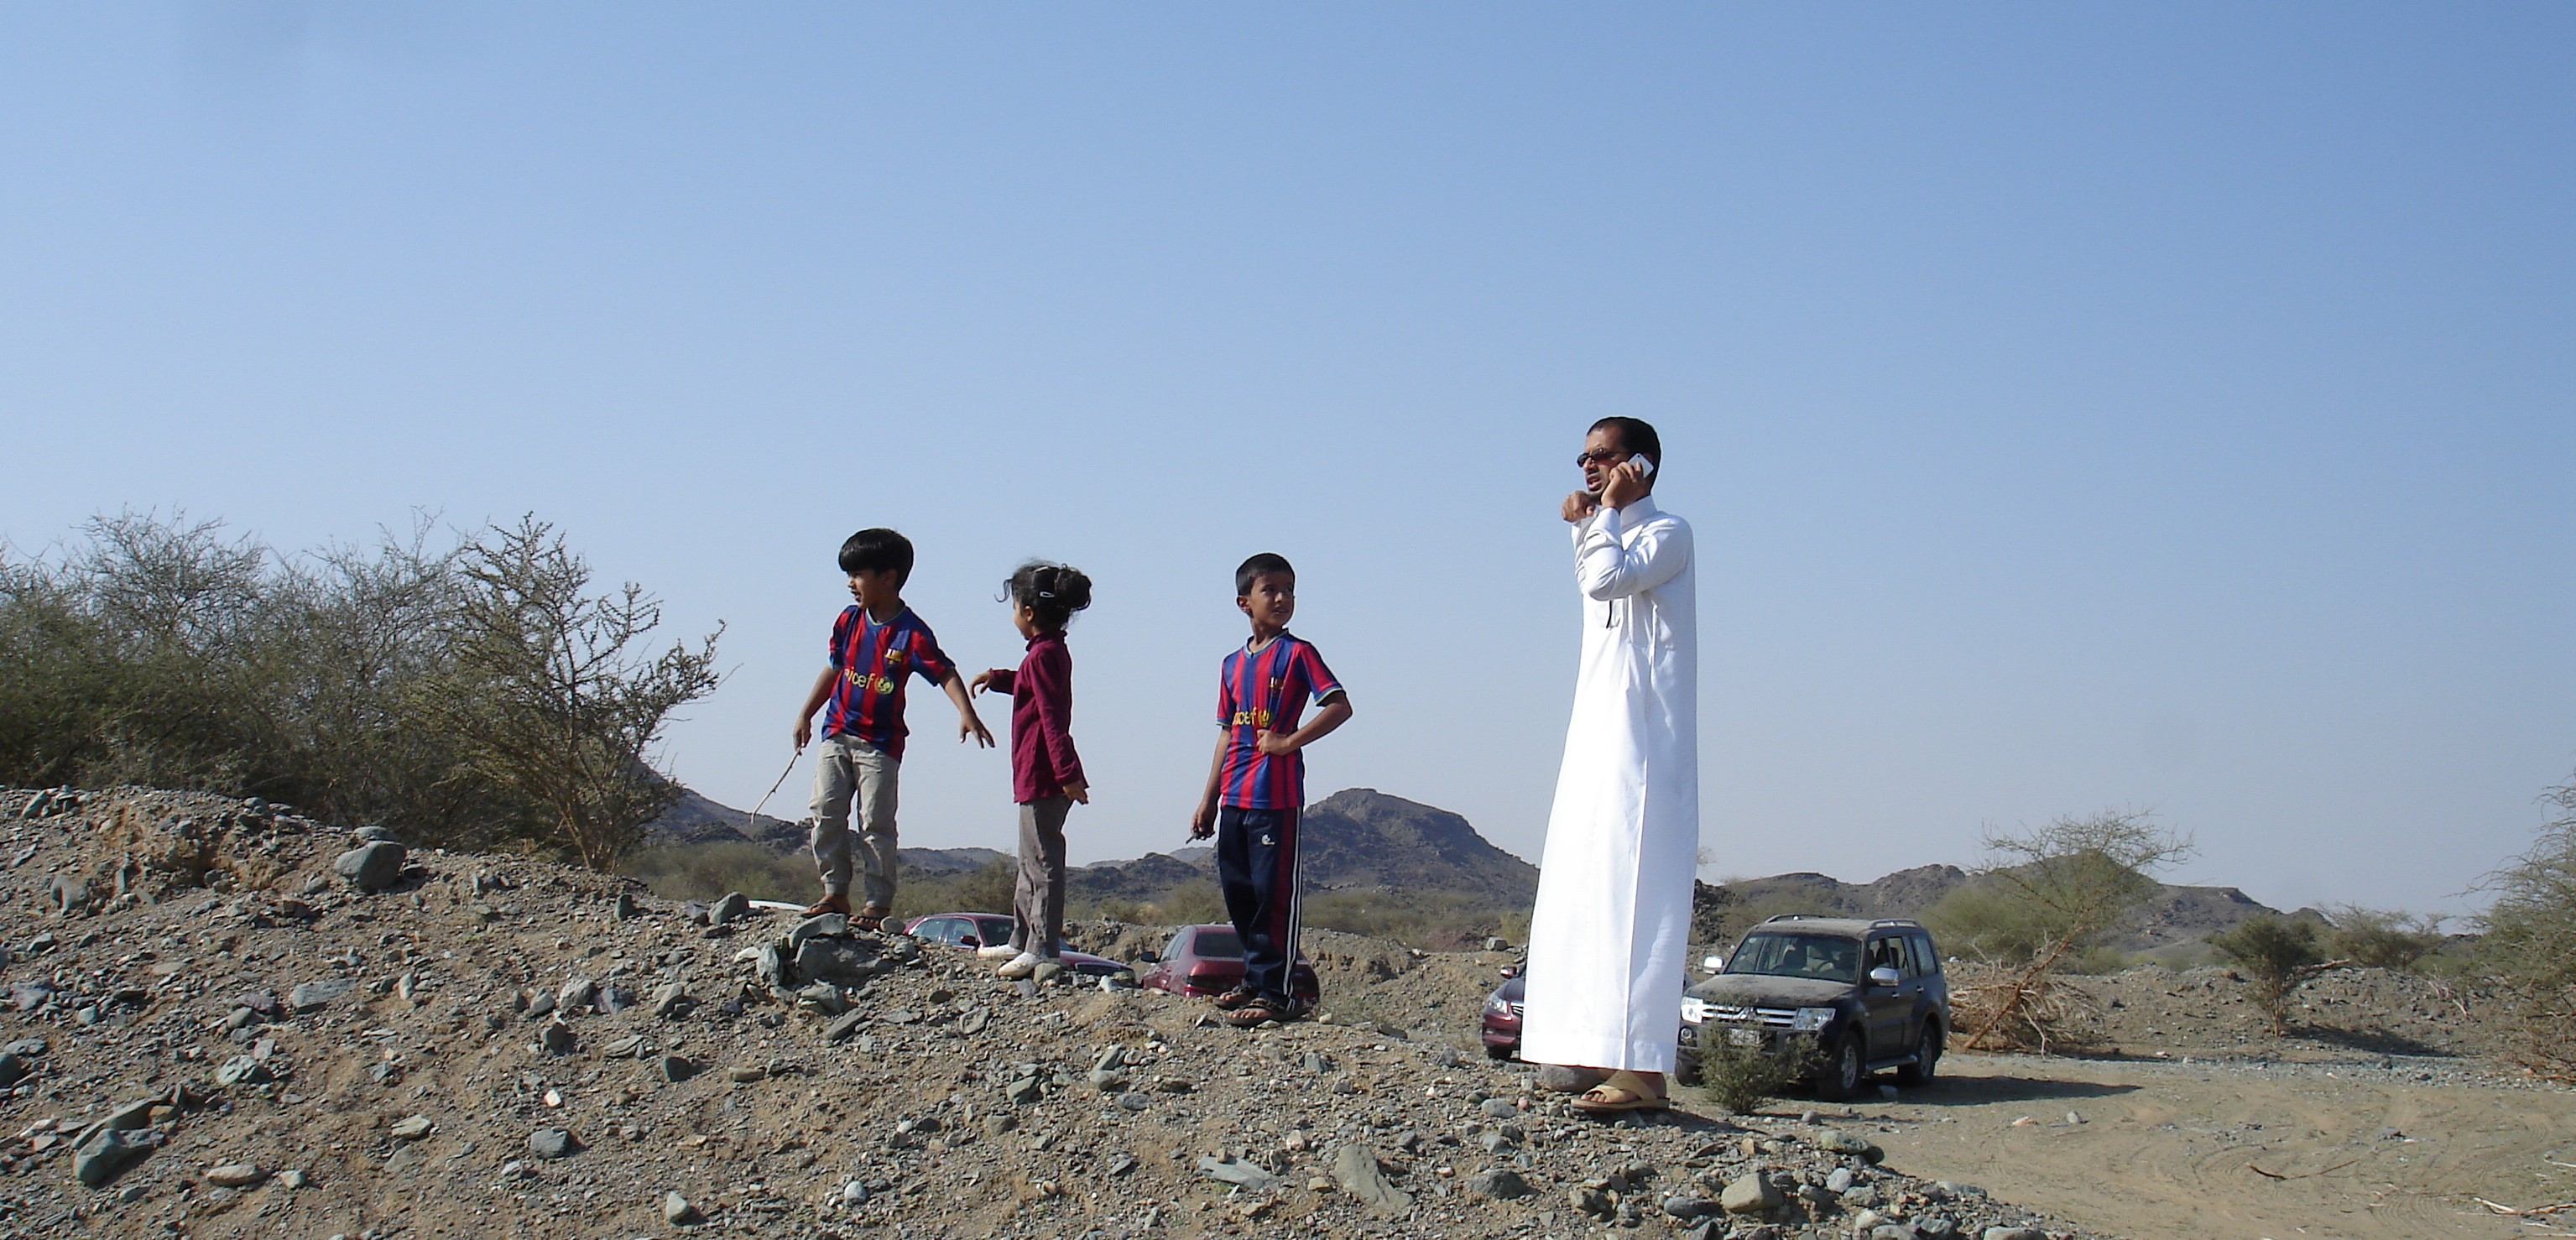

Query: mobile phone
[1630,456,1656,477]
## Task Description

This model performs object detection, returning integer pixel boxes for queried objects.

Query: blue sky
[1,4,2567,915]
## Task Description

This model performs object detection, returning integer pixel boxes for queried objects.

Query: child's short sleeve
[1215,658,1235,726]
[1295,643,1344,705]
[909,626,955,685]
[827,608,854,670]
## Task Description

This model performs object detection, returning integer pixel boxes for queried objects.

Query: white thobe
[1520,494,1698,1073]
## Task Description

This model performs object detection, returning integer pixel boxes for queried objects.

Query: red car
[1134,923,1320,1003]
[1479,966,1525,1059]
[902,912,1130,979]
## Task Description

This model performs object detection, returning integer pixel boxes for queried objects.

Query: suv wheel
[1816,1034,1865,1102]
[1895,1021,1942,1086]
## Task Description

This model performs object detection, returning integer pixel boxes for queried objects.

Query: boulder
[1721,1172,1781,1215]
[525,1128,579,1159]
[709,892,748,926]
[1330,1144,1414,1217]
[289,977,355,1011]
[75,1128,161,1186]
[792,938,879,986]
[332,842,406,893]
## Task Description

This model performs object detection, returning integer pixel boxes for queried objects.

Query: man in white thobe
[1520,416,1697,1110]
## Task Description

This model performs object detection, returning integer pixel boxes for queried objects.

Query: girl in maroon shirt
[968,561,1092,977]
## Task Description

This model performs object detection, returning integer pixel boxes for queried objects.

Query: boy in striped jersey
[1188,553,1353,1027]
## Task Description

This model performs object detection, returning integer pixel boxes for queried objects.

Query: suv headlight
[1484,994,1512,1015]
[1791,1007,1835,1032]
[1678,996,1713,1025]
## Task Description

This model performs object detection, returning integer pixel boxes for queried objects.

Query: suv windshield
[1724,932,1860,983]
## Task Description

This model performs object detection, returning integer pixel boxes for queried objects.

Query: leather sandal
[1572,1070,1669,1115]
[1210,985,1259,1011]
[850,905,891,932]
[802,894,851,917]
[1226,998,1293,1028]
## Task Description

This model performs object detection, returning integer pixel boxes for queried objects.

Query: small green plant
[2208,914,2327,1034]
[1689,1039,1817,1116]
[2326,905,2444,971]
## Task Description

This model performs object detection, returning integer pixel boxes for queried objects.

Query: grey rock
[205,1164,266,1188]
[658,1055,696,1082]
[1197,1154,1282,1192]
[289,977,355,1011]
[1815,1128,1883,1162]
[215,1055,272,1086]
[556,977,597,1013]
[539,1019,576,1055]
[0,1052,23,1086]
[1720,1172,1782,1215]
[103,1097,159,1130]
[788,914,846,947]
[602,1034,644,1058]
[1329,1144,1414,1217]
[1030,960,1065,985]
[824,1011,868,1043]
[795,982,847,1015]
[613,892,639,920]
[75,1128,161,1186]
[1873,1227,1916,1240]
[10,980,56,1012]
[1004,1075,1043,1105]
[652,982,689,1019]
[278,1169,306,1189]
[1115,1092,1152,1112]
[2,1036,44,1057]
[332,842,406,893]
[664,1191,703,1225]
[756,944,789,988]
[1478,1097,1518,1119]
[957,1006,990,1035]
[709,892,748,926]
[525,1128,579,1159]
[1569,1186,1614,1218]
[48,874,90,913]
[1661,1195,1719,1218]
[791,937,877,986]
[524,989,555,1019]
[390,1114,434,1140]
[1918,1219,1959,1239]
[727,1066,765,1083]
[1844,1184,1883,1209]
[1536,1063,1607,1093]
[1827,1167,1856,1193]
[353,825,400,842]
[1467,1169,1532,1200]
[1981,1231,2046,1240]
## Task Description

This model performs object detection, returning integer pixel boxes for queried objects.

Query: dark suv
[1676,915,1949,1101]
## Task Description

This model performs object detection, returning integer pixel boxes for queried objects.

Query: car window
[919,917,962,946]
[1723,933,1859,982]
[1866,936,1905,977]
[1192,928,1244,960]
[1907,933,1940,978]
[974,916,1014,945]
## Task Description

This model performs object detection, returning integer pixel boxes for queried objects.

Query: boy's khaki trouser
[1011,795,1072,956]
[809,733,900,911]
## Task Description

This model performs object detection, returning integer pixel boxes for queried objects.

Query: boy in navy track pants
[1188,553,1353,1028]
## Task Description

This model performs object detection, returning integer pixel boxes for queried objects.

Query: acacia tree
[433,517,722,870]
[2477,773,2576,1077]
[1936,809,2196,1050]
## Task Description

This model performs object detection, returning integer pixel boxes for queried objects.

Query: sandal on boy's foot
[1225,998,1294,1028]
[802,894,852,917]
[850,906,891,932]
[1209,985,1259,1011]
[1572,1071,1669,1115]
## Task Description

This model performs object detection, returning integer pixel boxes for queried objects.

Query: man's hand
[1598,460,1648,510]
[1189,800,1217,840]
[968,669,1001,696]
[1562,490,1601,524]
[1254,729,1300,758]
[793,717,813,749]
[959,710,994,748]
[1061,780,1090,805]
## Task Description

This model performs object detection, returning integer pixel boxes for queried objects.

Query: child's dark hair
[838,529,915,584]
[1234,552,1294,597]
[1004,560,1092,630]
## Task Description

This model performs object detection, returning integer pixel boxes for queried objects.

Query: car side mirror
[1137,950,1158,964]
[959,935,980,948]
[1702,956,1724,972]
[1868,966,1901,988]
[1498,964,1520,979]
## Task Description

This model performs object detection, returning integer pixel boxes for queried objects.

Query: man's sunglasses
[1574,449,1631,467]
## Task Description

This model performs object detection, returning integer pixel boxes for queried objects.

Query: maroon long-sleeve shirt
[983,630,1085,803]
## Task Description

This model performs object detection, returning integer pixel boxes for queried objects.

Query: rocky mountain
[1699,864,2280,951]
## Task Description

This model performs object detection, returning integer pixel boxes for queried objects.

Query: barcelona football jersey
[822,606,955,759]
[1215,633,1344,810]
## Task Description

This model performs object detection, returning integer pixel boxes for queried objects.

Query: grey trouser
[1011,796,1072,956]
[809,733,900,909]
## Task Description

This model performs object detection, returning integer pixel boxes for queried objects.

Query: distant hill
[1696,863,2280,951]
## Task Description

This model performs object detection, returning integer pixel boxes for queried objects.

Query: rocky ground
[0,786,2102,1240]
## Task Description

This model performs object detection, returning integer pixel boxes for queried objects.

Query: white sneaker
[975,943,1019,961]
[995,951,1044,980]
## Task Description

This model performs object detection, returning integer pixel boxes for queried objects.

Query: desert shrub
[1942,959,2104,1054]
[2326,905,2444,972]
[1689,1039,1816,1115]
[623,841,810,903]
[2208,914,2327,1034]
[1931,809,2193,1050]
[2475,774,2576,1079]
[955,858,1016,914]
[0,511,718,868]
[1155,880,1228,926]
